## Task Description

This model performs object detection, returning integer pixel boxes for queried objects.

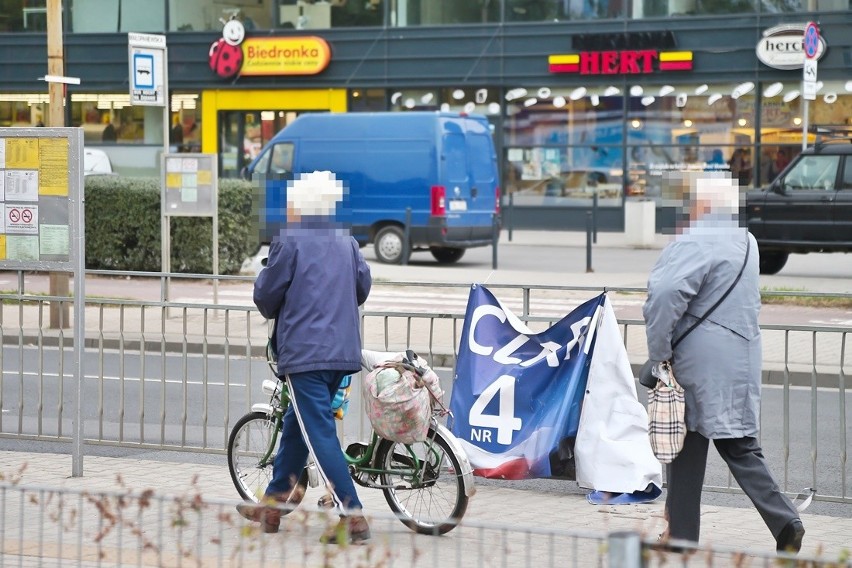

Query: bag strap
[672,234,751,350]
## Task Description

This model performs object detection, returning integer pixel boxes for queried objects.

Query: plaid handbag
[647,362,686,464]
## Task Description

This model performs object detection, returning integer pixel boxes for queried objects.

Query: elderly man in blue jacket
[239,171,372,544]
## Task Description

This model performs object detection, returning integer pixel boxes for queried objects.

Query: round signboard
[804,22,820,59]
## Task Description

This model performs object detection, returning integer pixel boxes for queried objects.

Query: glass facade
[498,81,852,205]
[0,0,846,33]
[0,92,201,151]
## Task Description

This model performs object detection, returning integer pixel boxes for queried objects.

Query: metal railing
[0,482,845,568]
[0,274,850,506]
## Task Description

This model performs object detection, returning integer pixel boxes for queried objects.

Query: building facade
[0,0,849,229]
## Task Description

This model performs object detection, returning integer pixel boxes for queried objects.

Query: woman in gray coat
[643,172,804,553]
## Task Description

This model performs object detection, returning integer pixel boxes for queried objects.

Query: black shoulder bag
[639,236,751,388]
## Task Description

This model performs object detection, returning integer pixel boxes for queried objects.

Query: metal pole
[162,41,171,309]
[71,130,85,477]
[801,98,809,151]
[402,207,411,266]
[592,189,598,244]
[608,531,642,568]
[212,170,219,307]
[586,211,593,273]
[507,192,514,242]
[492,213,498,270]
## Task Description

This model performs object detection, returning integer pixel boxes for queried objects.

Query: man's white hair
[287,171,343,217]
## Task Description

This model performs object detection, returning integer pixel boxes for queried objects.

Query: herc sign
[756,23,826,70]
[549,50,693,75]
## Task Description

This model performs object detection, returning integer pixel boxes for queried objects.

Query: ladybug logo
[209,18,245,79]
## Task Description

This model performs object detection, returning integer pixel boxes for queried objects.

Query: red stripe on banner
[472,458,531,480]
[549,64,579,73]
[659,61,693,71]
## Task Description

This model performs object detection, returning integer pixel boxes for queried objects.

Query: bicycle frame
[251,376,475,498]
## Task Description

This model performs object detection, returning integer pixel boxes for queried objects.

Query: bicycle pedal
[317,494,335,509]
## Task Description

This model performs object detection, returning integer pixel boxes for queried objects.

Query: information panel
[162,153,217,217]
[0,128,82,270]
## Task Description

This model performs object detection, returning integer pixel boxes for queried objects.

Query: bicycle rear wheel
[227,411,308,504]
[375,426,469,535]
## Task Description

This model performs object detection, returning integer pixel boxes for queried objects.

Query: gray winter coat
[643,222,761,439]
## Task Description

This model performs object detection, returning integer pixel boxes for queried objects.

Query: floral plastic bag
[362,353,443,444]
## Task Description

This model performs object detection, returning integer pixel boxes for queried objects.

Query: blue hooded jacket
[253,225,372,376]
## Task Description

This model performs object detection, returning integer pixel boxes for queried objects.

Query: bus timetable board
[0,128,83,270]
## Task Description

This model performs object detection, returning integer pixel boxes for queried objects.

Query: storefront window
[350,89,386,112]
[1,0,848,32]
[503,87,627,206]
[502,82,783,206]
[170,93,202,152]
[624,83,757,195]
[389,0,497,26]
[70,0,165,33]
[0,94,48,126]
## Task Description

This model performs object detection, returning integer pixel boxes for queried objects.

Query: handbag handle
[672,234,751,350]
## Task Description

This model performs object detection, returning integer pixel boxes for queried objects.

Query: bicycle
[227,348,475,535]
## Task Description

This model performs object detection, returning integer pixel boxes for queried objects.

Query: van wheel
[430,247,465,264]
[375,226,406,264]
[759,251,788,275]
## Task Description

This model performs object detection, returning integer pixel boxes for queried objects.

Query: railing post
[608,531,642,568]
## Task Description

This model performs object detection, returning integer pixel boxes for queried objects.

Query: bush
[85,176,258,274]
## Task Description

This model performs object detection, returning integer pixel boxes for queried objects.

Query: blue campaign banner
[450,285,606,480]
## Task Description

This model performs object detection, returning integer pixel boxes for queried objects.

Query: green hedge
[85,176,258,274]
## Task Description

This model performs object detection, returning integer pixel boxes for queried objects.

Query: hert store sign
[756,23,826,70]
[548,50,693,75]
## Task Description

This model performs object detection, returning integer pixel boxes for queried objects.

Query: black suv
[746,134,852,275]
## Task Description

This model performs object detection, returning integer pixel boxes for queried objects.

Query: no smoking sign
[5,204,38,234]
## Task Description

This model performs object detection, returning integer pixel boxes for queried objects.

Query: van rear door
[439,117,498,239]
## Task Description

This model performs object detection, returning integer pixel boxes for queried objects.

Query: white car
[83,148,115,176]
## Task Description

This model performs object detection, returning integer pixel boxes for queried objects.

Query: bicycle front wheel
[375,426,469,535]
[227,411,308,504]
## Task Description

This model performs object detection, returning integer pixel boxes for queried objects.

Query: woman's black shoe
[776,518,805,553]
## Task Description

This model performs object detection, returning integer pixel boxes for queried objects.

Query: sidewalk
[0,450,850,565]
[0,233,850,564]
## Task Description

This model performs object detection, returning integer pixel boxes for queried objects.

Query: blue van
[246,111,500,264]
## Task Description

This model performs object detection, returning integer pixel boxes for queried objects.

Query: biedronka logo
[208,18,331,79]
[208,18,246,79]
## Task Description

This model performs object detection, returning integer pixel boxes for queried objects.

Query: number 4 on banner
[469,375,523,445]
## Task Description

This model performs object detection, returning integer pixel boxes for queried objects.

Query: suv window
[782,155,840,191]
[843,159,852,190]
